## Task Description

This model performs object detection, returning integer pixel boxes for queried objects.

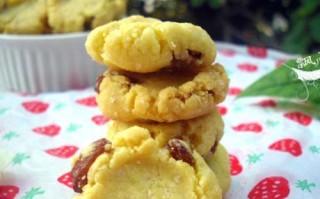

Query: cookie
[72,127,222,198]
[107,108,224,156]
[47,0,127,33]
[85,15,216,73]
[0,0,48,34]
[96,63,229,122]
[205,144,231,195]
[0,0,126,34]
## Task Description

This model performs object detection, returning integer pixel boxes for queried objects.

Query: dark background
[127,0,320,54]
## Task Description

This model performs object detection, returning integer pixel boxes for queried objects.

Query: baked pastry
[0,0,127,34]
[95,63,229,122]
[0,0,48,34]
[47,0,127,33]
[107,108,224,156]
[205,144,231,195]
[85,15,216,73]
[72,127,222,198]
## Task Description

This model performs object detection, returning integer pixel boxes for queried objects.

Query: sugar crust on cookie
[73,127,222,199]
[107,108,224,156]
[85,15,216,73]
[96,63,229,122]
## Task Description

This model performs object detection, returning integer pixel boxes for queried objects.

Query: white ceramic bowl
[0,32,106,93]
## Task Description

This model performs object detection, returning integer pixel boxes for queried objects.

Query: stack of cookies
[71,15,230,199]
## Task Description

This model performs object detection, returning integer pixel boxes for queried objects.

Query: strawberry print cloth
[1,43,320,199]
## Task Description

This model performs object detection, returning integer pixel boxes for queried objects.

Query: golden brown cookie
[0,0,48,34]
[96,63,229,122]
[72,127,222,199]
[107,108,224,156]
[47,0,127,33]
[205,144,231,195]
[85,15,216,73]
[0,0,127,34]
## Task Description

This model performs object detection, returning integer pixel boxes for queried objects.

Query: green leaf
[237,55,320,110]
[190,0,206,7]
[295,0,320,17]
[208,0,225,8]
[282,19,311,53]
[310,14,320,43]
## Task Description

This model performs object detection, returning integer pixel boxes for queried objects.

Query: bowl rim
[0,31,89,40]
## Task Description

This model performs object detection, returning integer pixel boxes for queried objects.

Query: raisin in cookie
[86,15,216,73]
[72,127,222,199]
[205,144,231,195]
[95,63,229,122]
[107,108,224,156]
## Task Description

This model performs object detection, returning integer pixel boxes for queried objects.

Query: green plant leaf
[283,35,311,54]
[282,19,311,53]
[295,0,320,17]
[190,0,206,7]
[237,54,320,110]
[310,14,320,43]
[208,0,225,8]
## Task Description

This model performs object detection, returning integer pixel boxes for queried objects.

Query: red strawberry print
[217,106,227,116]
[22,101,49,114]
[284,112,312,126]
[228,87,242,96]
[238,63,258,72]
[0,185,19,199]
[76,96,97,107]
[58,172,73,189]
[219,49,235,57]
[269,138,302,157]
[232,123,263,133]
[91,115,109,125]
[229,154,243,175]
[32,124,61,137]
[247,46,268,58]
[248,176,290,199]
[45,145,78,158]
[255,99,277,107]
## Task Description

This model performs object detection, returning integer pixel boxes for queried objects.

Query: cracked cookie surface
[72,127,222,199]
[0,0,126,34]
[96,63,229,122]
[47,0,127,33]
[0,0,48,34]
[85,15,216,73]
[107,108,224,156]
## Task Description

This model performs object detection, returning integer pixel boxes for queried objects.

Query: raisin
[94,75,104,94]
[210,140,219,154]
[168,138,194,166]
[170,50,202,70]
[188,50,202,59]
[71,138,111,193]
